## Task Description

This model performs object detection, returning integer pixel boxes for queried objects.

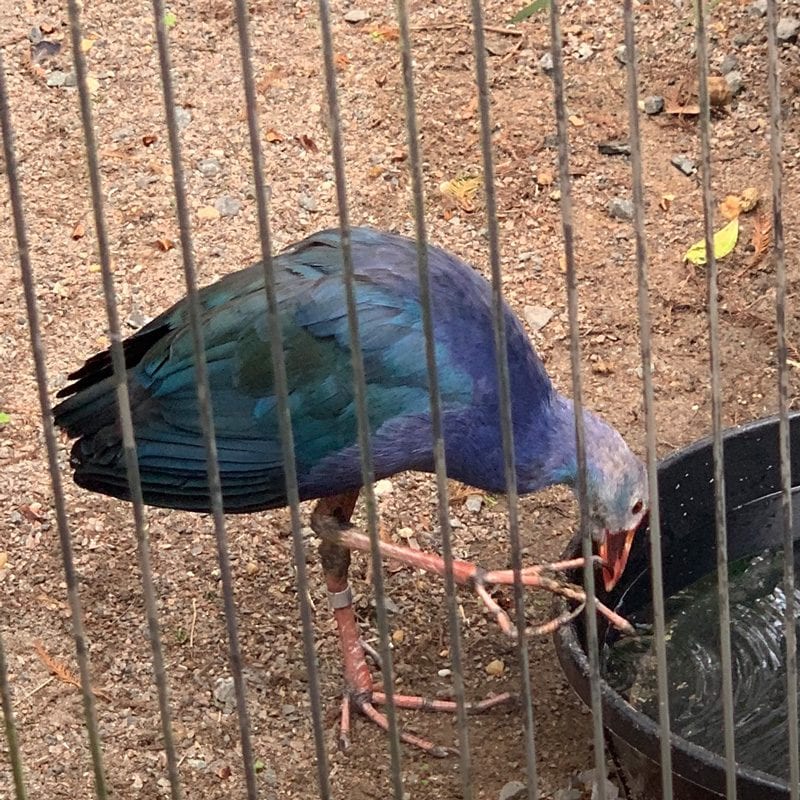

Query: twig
[410,22,524,37]
[22,676,55,701]
[189,598,197,648]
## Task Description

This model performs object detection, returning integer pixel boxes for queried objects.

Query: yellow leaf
[197,205,220,221]
[684,217,739,266]
[81,37,95,53]
[439,175,482,213]
[85,74,99,94]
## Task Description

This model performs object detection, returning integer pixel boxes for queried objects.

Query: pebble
[614,44,627,65]
[499,781,527,800]
[539,52,554,75]
[465,494,483,513]
[437,668,452,678]
[733,31,754,47]
[643,95,664,115]
[343,8,370,23]
[485,658,505,676]
[748,0,767,16]
[298,193,318,212]
[175,106,192,131]
[215,196,241,216]
[371,595,399,614]
[373,478,393,496]
[46,70,66,87]
[597,140,631,157]
[719,53,739,75]
[608,197,634,221]
[576,42,593,61]
[725,70,744,96]
[671,154,696,176]
[111,126,135,141]
[524,304,554,332]
[213,676,237,713]
[777,17,800,42]
[198,158,221,177]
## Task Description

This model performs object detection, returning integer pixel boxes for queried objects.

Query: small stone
[371,595,399,614]
[576,42,593,61]
[373,479,393,496]
[449,516,463,529]
[499,780,527,800]
[437,668,452,678]
[539,52,554,74]
[524,304,554,332]
[343,8,370,23]
[671,154,696,176]
[733,31,754,48]
[776,17,800,43]
[213,677,237,713]
[174,106,192,131]
[392,629,405,645]
[748,0,767,16]
[614,44,627,65]
[465,494,483,513]
[111,126,135,141]
[725,70,744,96]
[46,70,66,87]
[719,53,739,75]
[298,193,318,212]
[198,158,221,177]
[28,26,43,43]
[597,140,631,157]
[747,117,761,132]
[608,197,633,221]
[485,658,505,677]
[643,95,664,115]
[215,196,241,217]
[63,71,77,87]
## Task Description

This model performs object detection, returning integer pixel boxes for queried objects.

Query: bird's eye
[631,500,643,515]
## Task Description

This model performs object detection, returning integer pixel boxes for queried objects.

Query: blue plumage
[54,228,646,569]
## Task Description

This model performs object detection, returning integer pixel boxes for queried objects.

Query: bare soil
[1,0,799,798]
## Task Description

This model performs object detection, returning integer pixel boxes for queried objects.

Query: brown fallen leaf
[142,134,158,146]
[35,642,111,701]
[155,237,175,252]
[294,133,318,153]
[660,193,675,212]
[536,170,554,187]
[719,194,742,220]
[334,52,349,71]
[19,502,46,523]
[71,220,86,240]
[265,128,284,143]
[369,26,400,41]
[708,76,732,107]
[591,358,615,375]
[750,212,772,266]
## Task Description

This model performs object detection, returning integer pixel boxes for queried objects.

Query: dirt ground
[1,0,799,798]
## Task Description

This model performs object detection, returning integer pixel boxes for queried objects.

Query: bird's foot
[329,527,634,637]
[331,586,514,757]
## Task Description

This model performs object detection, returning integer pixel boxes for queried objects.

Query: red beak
[598,529,636,592]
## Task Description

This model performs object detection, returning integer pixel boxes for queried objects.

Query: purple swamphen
[54,227,647,755]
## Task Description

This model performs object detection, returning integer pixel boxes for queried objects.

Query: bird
[54,226,648,756]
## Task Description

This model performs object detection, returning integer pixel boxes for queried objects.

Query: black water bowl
[554,413,800,800]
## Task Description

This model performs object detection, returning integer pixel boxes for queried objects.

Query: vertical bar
[0,50,109,800]
[231,2,332,797]
[148,3,258,796]
[0,631,28,800]
[393,2,473,795]
[65,3,183,797]
[621,3,674,798]
[765,0,800,794]
[315,2,405,795]
[468,5,539,797]
[547,2,606,797]
[693,3,736,797]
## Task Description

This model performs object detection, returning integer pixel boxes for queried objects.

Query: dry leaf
[85,74,100,95]
[369,26,400,41]
[295,133,318,153]
[439,175,482,213]
[142,134,158,146]
[569,115,585,127]
[80,37,95,53]
[197,205,220,221]
[591,358,615,375]
[708,76,732,107]
[256,66,287,93]
[750,213,772,265]
[265,128,284,143]
[334,52,349,71]
[155,237,175,252]
[71,220,86,240]
[20,502,45,523]
[739,186,760,213]
[684,217,739,266]
[660,193,675,212]
[664,101,700,115]
[35,642,111,701]
[536,170,554,187]
[367,165,384,179]
[719,194,742,220]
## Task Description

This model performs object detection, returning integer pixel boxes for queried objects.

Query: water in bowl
[603,539,800,780]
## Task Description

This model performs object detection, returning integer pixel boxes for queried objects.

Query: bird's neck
[516,394,600,495]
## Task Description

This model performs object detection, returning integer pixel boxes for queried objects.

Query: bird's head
[582,413,648,592]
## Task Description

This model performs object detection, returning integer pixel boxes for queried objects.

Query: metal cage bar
[148,0,259,795]
[315,2,406,795]
[547,2,607,797]
[65,1,183,797]
[231,0,334,797]
[622,2,674,798]
[393,1,474,795]
[0,630,27,800]
[765,0,800,794]
[693,2,737,797]
[0,49,109,800]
